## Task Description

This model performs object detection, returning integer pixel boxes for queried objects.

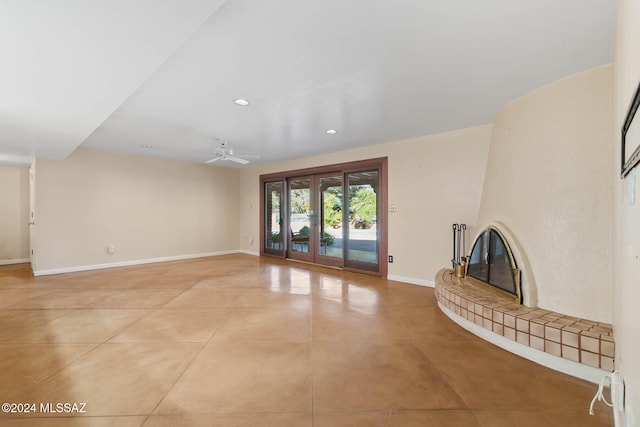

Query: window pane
[264,181,283,252]
[319,175,343,259]
[289,177,311,254]
[488,230,517,295]
[467,230,489,282]
[346,171,378,265]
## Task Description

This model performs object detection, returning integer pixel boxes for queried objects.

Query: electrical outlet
[388,255,393,263]
[107,245,116,255]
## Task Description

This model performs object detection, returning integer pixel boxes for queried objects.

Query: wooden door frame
[314,172,345,269]
[260,157,388,278]
[262,180,286,257]
[29,161,36,272]
[286,175,315,264]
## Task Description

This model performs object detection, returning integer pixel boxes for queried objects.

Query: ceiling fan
[205,140,257,165]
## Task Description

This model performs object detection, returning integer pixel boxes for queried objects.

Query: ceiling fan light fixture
[325,129,337,135]
[204,140,257,165]
[233,98,250,106]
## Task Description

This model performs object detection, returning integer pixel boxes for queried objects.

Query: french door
[287,174,344,267]
[261,158,387,276]
[344,170,380,272]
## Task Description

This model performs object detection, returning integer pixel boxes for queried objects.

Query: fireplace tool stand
[452,223,467,277]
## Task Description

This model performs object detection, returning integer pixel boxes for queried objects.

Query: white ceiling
[1,0,616,168]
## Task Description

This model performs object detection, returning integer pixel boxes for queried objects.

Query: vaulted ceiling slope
[0,0,226,166]
[1,1,615,168]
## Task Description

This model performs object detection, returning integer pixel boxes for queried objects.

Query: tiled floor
[0,255,612,426]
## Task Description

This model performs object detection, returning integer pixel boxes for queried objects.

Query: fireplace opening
[467,227,521,303]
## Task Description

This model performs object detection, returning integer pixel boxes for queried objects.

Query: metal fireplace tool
[452,223,467,277]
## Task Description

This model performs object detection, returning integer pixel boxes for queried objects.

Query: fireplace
[466,226,521,303]
[435,223,615,379]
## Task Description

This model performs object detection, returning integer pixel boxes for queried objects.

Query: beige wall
[0,166,29,263]
[239,124,492,283]
[612,0,640,422]
[477,66,612,322]
[33,147,240,273]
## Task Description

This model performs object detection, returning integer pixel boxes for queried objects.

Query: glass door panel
[288,177,313,260]
[261,159,385,276]
[264,181,284,256]
[467,230,489,282]
[345,170,379,271]
[318,174,344,265]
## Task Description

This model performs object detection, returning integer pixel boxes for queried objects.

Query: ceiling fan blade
[228,156,250,165]
[205,157,221,164]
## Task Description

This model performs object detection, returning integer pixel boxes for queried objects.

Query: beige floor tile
[38,273,152,290]
[473,408,613,427]
[312,282,384,314]
[10,290,116,309]
[0,289,55,308]
[391,306,476,342]
[3,343,202,416]
[314,410,479,427]
[144,413,312,427]
[24,309,149,343]
[0,344,97,391]
[156,341,312,414]
[312,341,465,412]
[415,339,599,410]
[259,271,314,294]
[86,289,186,308]
[378,283,440,308]
[110,309,230,342]
[211,307,310,342]
[0,257,615,425]
[235,288,312,308]
[129,276,200,289]
[162,289,247,308]
[0,416,146,426]
[312,302,411,342]
[0,309,71,342]
[0,264,36,287]
[192,274,272,289]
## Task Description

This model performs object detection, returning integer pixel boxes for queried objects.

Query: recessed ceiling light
[325,129,337,135]
[141,144,153,149]
[233,99,250,106]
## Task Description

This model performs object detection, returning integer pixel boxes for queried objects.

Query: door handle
[29,222,35,225]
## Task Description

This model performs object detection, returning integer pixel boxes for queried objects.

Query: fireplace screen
[467,228,521,302]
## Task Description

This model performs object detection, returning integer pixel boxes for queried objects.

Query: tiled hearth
[435,269,615,372]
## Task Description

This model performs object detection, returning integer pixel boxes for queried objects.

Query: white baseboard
[387,274,434,288]
[0,258,30,266]
[237,250,260,256]
[33,250,243,276]
[438,301,609,384]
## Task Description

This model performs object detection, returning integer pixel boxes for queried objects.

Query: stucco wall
[476,66,611,322]
[239,125,492,285]
[611,0,640,423]
[33,147,240,273]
